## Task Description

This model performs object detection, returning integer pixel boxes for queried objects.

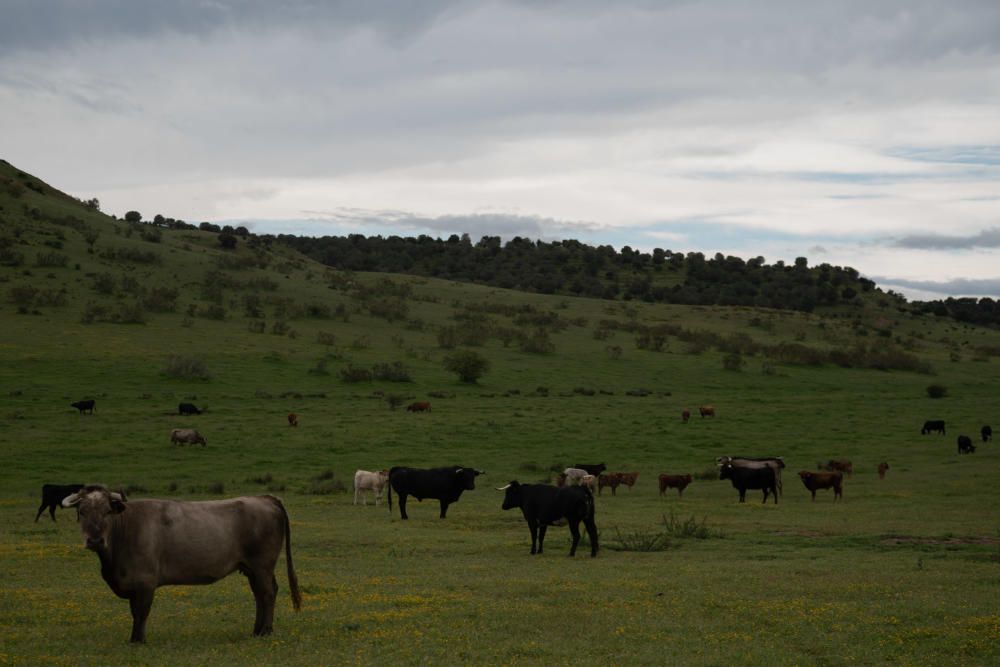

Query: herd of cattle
[50,400,993,644]
[921,420,992,454]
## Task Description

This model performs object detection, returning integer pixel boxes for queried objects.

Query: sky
[3,1,999,300]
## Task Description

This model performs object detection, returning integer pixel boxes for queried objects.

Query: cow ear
[110,498,127,513]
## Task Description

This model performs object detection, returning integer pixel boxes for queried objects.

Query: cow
[921,420,946,435]
[717,456,785,496]
[554,473,568,488]
[982,425,992,443]
[563,468,589,485]
[877,462,889,479]
[287,413,298,427]
[61,485,300,643]
[34,483,84,522]
[353,469,389,506]
[497,481,598,557]
[71,399,96,415]
[580,474,598,494]
[178,402,201,416]
[598,473,622,496]
[798,471,843,501]
[573,463,607,476]
[699,405,715,418]
[387,466,484,519]
[617,472,640,490]
[719,462,777,504]
[658,474,692,497]
[957,435,976,454]
[820,459,853,476]
[681,409,690,423]
[406,402,432,413]
[170,428,206,446]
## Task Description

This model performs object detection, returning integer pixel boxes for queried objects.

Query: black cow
[498,481,598,557]
[982,425,992,443]
[957,435,976,454]
[573,463,606,476]
[71,399,96,415]
[921,420,945,435]
[387,466,484,519]
[35,483,84,522]
[719,462,777,504]
[178,402,201,416]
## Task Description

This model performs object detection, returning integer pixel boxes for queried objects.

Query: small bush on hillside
[443,350,490,383]
[34,251,68,268]
[518,328,555,354]
[92,272,116,294]
[304,471,346,495]
[99,246,161,264]
[385,394,406,410]
[926,384,948,399]
[247,319,266,333]
[0,247,24,267]
[606,345,623,360]
[437,326,460,349]
[316,331,337,347]
[340,365,373,383]
[373,361,412,382]
[607,526,674,552]
[8,285,38,308]
[308,359,330,376]
[662,511,721,539]
[722,352,745,372]
[162,355,211,381]
[144,287,178,312]
[198,304,226,320]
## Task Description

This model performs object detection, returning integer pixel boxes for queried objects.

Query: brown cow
[798,471,843,501]
[658,474,693,497]
[406,401,432,412]
[820,459,853,476]
[61,485,301,643]
[681,409,690,423]
[699,405,715,418]
[617,472,640,490]
[287,413,298,427]
[660,473,692,497]
[170,428,206,446]
[597,473,622,496]
[877,462,889,479]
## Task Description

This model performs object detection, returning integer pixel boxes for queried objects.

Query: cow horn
[61,492,82,507]
[496,483,512,491]
[109,491,126,503]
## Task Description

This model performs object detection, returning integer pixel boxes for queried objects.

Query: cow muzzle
[85,536,104,550]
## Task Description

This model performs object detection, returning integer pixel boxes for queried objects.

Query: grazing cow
[35,483,84,522]
[61,485,300,643]
[877,462,889,479]
[573,463,607,476]
[658,474,692,497]
[982,425,992,443]
[798,471,843,501]
[681,409,690,423]
[820,459,853,477]
[71,399,96,415]
[170,428,206,446]
[957,435,976,454]
[497,481,598,557]
[406,402,432,413]
[719,462,777,504]
[353,469,389,506]
[921,420,946,435]
[387,466,484,519]
[598,473,621,496]
[617,472,640,490]
[287,413,298,427]
[563,468,589,485]
[177,402,201,416]
[699,405,715,418]
[580,474,598,494]
[717,456,785,496]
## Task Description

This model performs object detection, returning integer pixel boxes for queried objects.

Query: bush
[304,470,346,495]
[443,350,490,383]
[316,331,337,347]
[92,272,116,294]
[162,355,211,381]
[372,361,412,382]
[340,365,373,383]
[34,251,69,268]
[722,352,745,372]
[926,384,948,399]
[518,328,555,354]
[144,287,178,312]
[606,526,673,552]
[661,511,720,539]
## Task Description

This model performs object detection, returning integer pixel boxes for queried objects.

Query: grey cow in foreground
[62,485,301,643]
[170,428,206,446]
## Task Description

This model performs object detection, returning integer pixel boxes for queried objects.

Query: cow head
[454,467,483,490]
[718,463,734,480]
[497,481,522,510]
[62,485,126,551]
[798,471,813,480]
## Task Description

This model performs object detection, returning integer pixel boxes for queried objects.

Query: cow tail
[279,499,302,611]
[388,481,393,511]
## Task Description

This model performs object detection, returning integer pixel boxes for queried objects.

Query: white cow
[353,469,389,506]
[563,468,589,485]
[580,474,598,493]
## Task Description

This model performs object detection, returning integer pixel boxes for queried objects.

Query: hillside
[1,160,999,664]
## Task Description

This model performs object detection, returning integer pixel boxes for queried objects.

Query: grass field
[1,164,999,664]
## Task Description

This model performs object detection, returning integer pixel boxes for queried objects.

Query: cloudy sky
[3,1,999,299]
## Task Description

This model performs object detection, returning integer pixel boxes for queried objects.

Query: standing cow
[798,471,843,501]
[598,473,622,496]
[699,405,715,418]
[387,466,483,519]
[178,403,201,416]
[681,409,691,423]
[719,462,777,504]
[717,456,785,496]
[35,483,84,522]
[877,462,890,479]
[406,402,432,413]
[170,428,206,446]
[658,474,692,497]
[921,420,946,435]
[61,485,300,643]
[982,425,992,443]
[287,413,298,427]
[71,399,96,414]
[957,435,976,454]
[353,469,389,506]
[497,481,598,557]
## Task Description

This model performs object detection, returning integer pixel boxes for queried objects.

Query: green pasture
[1,173,999,664]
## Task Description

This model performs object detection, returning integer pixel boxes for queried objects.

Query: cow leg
[811,490,816,501]
[537,524,548,554]
[527,519,539,554]
[438,500,449,519]
[738,488,746,503]
[568,520,581,557]
[584,517,599,557]
[248,570,278,636]
[35,502,49,522]
[128,588,155,643]
[398,494,409,520]
[49,504,58,521]
[353,488,358,505]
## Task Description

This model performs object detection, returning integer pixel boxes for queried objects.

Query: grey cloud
[872,276,1000,298]
[893,227,1000,249]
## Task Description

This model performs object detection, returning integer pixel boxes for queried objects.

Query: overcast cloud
[3,0,999,298]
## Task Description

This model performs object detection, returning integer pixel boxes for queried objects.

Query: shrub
[722,352,745,372]
[385,394,406,410]
[518,328,555,354]
[661,511,720,539]
[34,251,68,268]
[199,304,226,320]
[926,384,948,399]
[443,350,490,383]
[340,365,373,383]
[308,359,330,376]
[316,331,337,347]
[144,287,178,312]
[373,361,412,382]
[606,526,673,552]
[304,471,346,495]
[162,355,211,380]
[92,272,116,294]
